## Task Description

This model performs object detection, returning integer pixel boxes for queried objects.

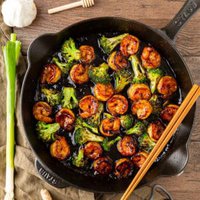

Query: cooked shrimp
[40,64,61,84]
[33,101,53,123]
[106,95,128,116]
[131,100,153,119]
[108,51,128,71]
[100,117,120,137]
[127,84,151,102]
[157,76,177,97]
[114,158,133,179]
[50,137,70,160]
[147,121,165,142]
[80,45,95,64]
[120,35,140,57]
[70,64,89,84]
[131,151,148,168]
[93,83,114,101]
[117,136,137,156]
[55,108,75,131]
[79,95,99,118]
[141,47,161,69]
[93,157,112,175]
[84,142,103,160]
[161,104,179,122]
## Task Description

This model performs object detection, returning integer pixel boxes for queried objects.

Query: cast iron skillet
[20,0,200,193]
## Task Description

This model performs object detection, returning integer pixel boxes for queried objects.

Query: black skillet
[20,0,200,193]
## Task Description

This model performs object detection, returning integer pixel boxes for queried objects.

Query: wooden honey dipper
[48,0,95,14]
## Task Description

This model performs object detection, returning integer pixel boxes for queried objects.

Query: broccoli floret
[129,55,147,84]
[76,117,98,134]
[61,38,80,62]
[74,127,104,145]
[126,121,146,136]
[88,63,111,84]
[147,68,164,93]
[41,88,61,106]
[86,102,104,127]
[99,33,128,54]
[102,136,121,151]
[120,114,134,129]
[72,147,86,168]
[149,94,163,116]
[52,57,72,74]
[114,69,133,93]
[138,133,156,153]
[62,87,78,109]
[36,121,60,142]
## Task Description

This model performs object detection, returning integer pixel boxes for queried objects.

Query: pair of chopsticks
[121,84,200,200]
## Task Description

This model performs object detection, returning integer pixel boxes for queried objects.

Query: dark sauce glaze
[34,32,182,180]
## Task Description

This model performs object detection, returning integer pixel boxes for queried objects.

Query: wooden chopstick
[121,84,200,200]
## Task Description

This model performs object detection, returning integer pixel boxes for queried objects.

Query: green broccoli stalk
[52,57,72,74]
[72,147,86,168]
[86,102,104,127]
[114,69,133,93]
[102,136,121,151]
[76,117,98,134]
[149,94,163,116]
[41,88,61,106]
[88,63,111,84]
[36,122,60,142]
[103,112,113,119]
[138,133,156,153]
[99,33,128,54]
[61,38,80,62]
[129,55,147,84]
[120,114,134,129]
[126,121,146,136]
[147,68,164,93]
[62,87,78,109]
[74,127,104,145]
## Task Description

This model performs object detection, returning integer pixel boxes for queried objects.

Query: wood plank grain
[183,57,200,142]
[153,142,200,200]
[14,0,200,56]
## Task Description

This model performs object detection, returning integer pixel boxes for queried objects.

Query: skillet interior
[21,17,195,193]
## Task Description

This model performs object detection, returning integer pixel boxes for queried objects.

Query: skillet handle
[35,160,69,188]
[162,0,200,40]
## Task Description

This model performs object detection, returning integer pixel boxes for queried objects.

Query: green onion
[2,33,21,200]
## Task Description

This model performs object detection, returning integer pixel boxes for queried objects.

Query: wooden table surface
[14,0,200,199]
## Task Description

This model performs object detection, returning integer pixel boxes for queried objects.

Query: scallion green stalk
[3,33,21,200]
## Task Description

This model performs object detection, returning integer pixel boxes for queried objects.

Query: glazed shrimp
[157,76,177,97]
[50,137,70,160]
[70,64,89,84]
[40,64,61,84]
[93,83,114,101]
[93,157,112,175]
[79,95,99,118]
[80,45,95,64]
[141,47,161,69]
[131,99,153,120]
[108,51,128,71]
[100,117,121,137]
[55,108,75,131]
[106,95,128,116]
[120,35,140,57]
[33,101,53,123]
[127,83,151,102]
[84,142,103,160]
[117,136,137,156]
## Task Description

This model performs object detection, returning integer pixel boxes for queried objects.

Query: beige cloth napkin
[0,3,165,199]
